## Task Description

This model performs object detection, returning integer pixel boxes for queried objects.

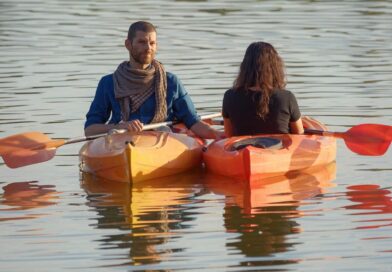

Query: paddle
[0,113,221,168]
[305,124,392,156]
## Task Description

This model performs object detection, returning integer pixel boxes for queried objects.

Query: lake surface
[1,0,392,271]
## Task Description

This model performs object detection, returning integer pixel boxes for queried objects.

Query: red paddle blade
[344,124,392,156]
[0,132,57,168]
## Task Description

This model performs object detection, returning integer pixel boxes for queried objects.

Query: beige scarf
[113,60,167,123]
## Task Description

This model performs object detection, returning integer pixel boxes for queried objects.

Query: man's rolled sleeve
[170,74,200,128]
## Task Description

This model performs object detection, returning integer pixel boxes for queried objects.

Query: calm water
[1,0,392,271]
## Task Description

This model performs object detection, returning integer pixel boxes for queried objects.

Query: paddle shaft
[55,112,222,147]
[305,129,345,139]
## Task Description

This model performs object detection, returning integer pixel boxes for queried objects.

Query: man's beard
[131,49,154,65]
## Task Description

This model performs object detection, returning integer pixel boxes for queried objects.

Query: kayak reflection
[204,163,336,213]
[81,170,206,266]
[0,181,59,221]
[203,163,336,259]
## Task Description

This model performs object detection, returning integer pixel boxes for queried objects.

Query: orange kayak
[203,117,336,181]
[79,130,203,183]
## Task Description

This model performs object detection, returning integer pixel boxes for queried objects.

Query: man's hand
[85,120,144,137]
[118,120,144,132]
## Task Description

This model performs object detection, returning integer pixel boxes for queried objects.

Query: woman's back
[222,88,301,136]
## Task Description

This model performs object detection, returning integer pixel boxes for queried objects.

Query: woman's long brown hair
[233,42,286,118]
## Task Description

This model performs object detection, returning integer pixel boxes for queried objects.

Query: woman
[222,42,304,137]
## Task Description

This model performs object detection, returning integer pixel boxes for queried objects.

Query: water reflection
[204,163,336,261]
[0,181,59,221]
[81,170,205,266]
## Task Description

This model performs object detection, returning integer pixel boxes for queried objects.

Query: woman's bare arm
[290,118,304,134]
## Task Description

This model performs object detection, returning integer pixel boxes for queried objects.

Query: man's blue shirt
[85,72,200,129]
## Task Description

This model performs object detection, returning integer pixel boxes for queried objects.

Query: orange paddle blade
[0,132,59,168]
[343,124,392,156]
[2,148,57,168]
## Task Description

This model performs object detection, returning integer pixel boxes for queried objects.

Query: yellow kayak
[79,131,203,183]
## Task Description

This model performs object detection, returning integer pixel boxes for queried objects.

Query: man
[84,21,223,139]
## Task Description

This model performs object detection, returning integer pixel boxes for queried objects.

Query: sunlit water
[1,0,392,271]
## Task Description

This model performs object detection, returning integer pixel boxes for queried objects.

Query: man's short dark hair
[128,21,156,41]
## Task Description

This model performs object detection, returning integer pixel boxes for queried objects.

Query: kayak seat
[231,137,283,151]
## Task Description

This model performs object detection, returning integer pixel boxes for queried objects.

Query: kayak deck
[203,117,337,181]
[79,131,203,183]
